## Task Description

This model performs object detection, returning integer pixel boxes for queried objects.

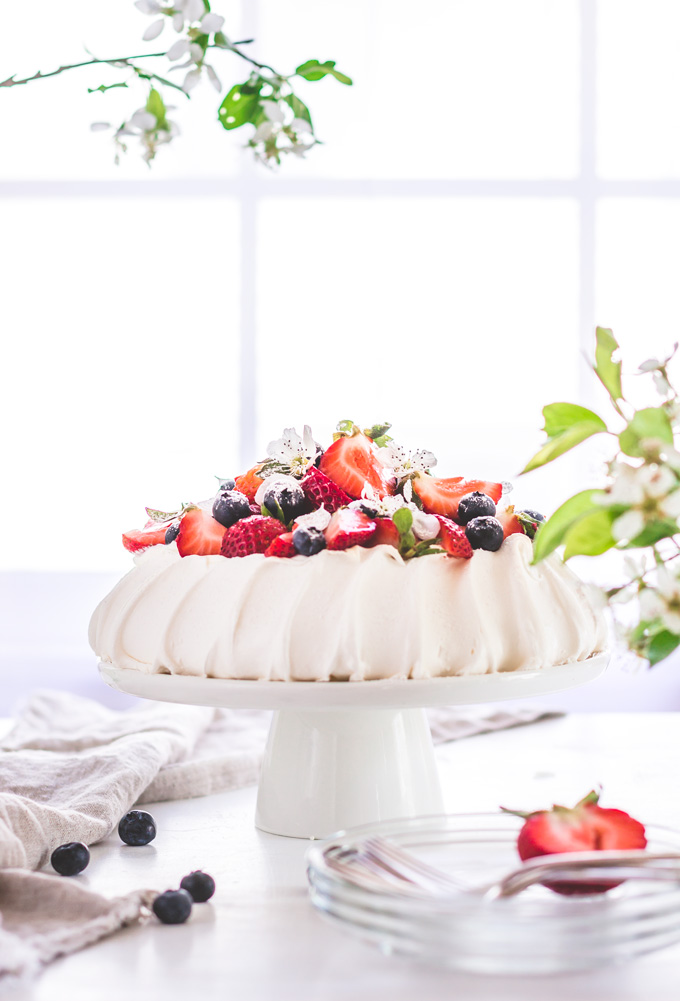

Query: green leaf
[295,59,353,85]
[594,326,624,404]
[532,489,606,563]
[218,82,262,130]
[562,508,617,559]
[624,519,680,548]
[542,402,607,437]
[284,93,313,128]
[392,508,413,535]
[618,406,674,457]
[521,422,607,473]
[647,629,680,666]
[145,88,168,130]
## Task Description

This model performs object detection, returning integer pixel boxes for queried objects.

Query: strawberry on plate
[320,432,394,500]
[176,508,227,557]
[221,515,286,557]
[122,523,170,553]
[413,473,503,519]
[433,515,473,559]
[234,464,265,502]
[264,532,296,558]
[502,790,647,895]
[325,509,377,551]
[300,467,352,514]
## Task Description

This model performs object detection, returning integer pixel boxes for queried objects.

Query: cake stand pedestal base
[254,707,443,839]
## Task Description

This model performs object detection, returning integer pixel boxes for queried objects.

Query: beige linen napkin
[0,689,560,987]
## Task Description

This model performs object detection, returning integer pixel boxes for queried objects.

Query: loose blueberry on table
[180,870,216,902]
[152,888,193,924]
[118,810,157,846]
[51,841,90,876]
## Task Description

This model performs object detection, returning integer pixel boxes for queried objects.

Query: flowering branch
[0,1,352,167]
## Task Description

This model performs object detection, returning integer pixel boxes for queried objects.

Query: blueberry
[118,810,157,846]
[164,522,180,544]
[180,870,216,903]
[465,516,504,552]
[520,509,545,523]
[152,889,193,925]
[349,499,380,518]
[457,491,497,524]
[292,526,327,556]
[263,483,306,523]
[212,489,251,528]
[50,841,90,876]
[217,478,235,491]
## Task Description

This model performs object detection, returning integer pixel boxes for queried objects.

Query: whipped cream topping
[89,536,606,681]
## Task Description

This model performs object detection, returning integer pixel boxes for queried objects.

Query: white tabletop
[8,713,680,1001]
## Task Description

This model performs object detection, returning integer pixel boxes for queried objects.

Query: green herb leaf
[647,629,680,666]
[364,422,392,440]
[542,402,608,437]
[522,421,608,473]
[295,60,353,85]
[218,81,262,130]
[145,507,178,523]
[562,508,617,559]
[392,508,413,535]
[618,406,674,457]
[532,489,606,563]
[594,326,624,405]
[145,88,169,130]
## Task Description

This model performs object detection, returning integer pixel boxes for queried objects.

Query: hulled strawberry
[324,508,377,551]
[176,508,227,557]
[221,515,286,558]
[413,473,503,519]
[300,467,352,514]
[122,523,171,553]
[234,464,264,502]
[319,432,393,500]
[368,517,400,549]
[503,790,647,895]
[264,532,296,558]
[433,515,473,559]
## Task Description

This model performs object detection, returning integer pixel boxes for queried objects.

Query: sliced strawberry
[324,509,377,551]
[176,508,226,557]
[413,473,503,519]
[504,791,647,895]
[221,515,286,558]
[300,467,352,514]
[368,517,400,549]
[264,532,296,558]
[234,464,264,502]
[433,515,473,559]
[319,433,393,500]
[122,523,170,553]
[497,506,525,539]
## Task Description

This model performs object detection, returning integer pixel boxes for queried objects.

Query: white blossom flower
[266,426,317,478]
[639,566,680,633]
[350,492,440,541]
[603,462,680,541]
[113,107,180,164]
[249,101,317,167]
[377,442,437,501]
[294,507,332,532]
[172,0,206,29]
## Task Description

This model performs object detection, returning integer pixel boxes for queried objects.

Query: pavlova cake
[89,421,606,681]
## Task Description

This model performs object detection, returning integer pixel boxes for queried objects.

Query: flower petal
[135,0,161,13]
[612,508,645,542]
[184,0,206,22]
[142,18,165,40]
[200,12,225,32]
[90,121,111,132]
[130,111,158,130]
[172,12,185,30]
[182,69,202,92]
[205,64,222,92]
[167,38,190,60]
[261,100,285,124]
[189,42,204,62]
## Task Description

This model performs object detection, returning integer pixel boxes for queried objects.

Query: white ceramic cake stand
[99,655,608,839]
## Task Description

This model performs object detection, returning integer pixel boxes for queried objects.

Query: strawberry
[497,505,525,539]
[264,532,296,558]
[176,508,226,557]
[368,517,400,549]
[221,515,286,558]
[319,432,393,500]
[503,791,647,895]
[300,467,352,514]
[122,523,170,553]
[234,464,264,502]
[324,509,377,551]
[413,473,503,519]
[433,515,473,559]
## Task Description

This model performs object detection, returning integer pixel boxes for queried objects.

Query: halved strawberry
[503,791,647,895]
[319,433,393,500]
[264,532,296,558]
[176,508,226,557]
[325,509,377,551]
[413,473,503,519]
[221,515,286,558]
[497,506,525,539]
[433,515,473,559]
[234,464,264,502]
[122,523,170,553]
[367,517,400,549]
[300,467,352,513]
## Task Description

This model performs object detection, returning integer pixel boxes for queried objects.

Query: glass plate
[306,813,680,975]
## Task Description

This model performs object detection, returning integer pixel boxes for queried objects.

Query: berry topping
[300,467,352,514]
[176,508,226,557]
[164,522,180,544]
[51,842,90,876]
[465,516,504,551]
[498,506,545,540]
[503,791,647,895]
[212,489,251,529]
[293,525,327,556]
[118,810,157,846]
[180,870,216,903]
[324,509,377,551]
[456,491,497,524]
[319,432,393,500]
[412,474,503,519]
[122,523,170,553]
[220,515,286,557]
[433,515,473,559]
[521,509,546,523]
[152,889,193,924]
[262,481,306,523]
[368,517,401,549]
[217,478,235,491]
[234,464,264,502]
[264,532,296,558]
